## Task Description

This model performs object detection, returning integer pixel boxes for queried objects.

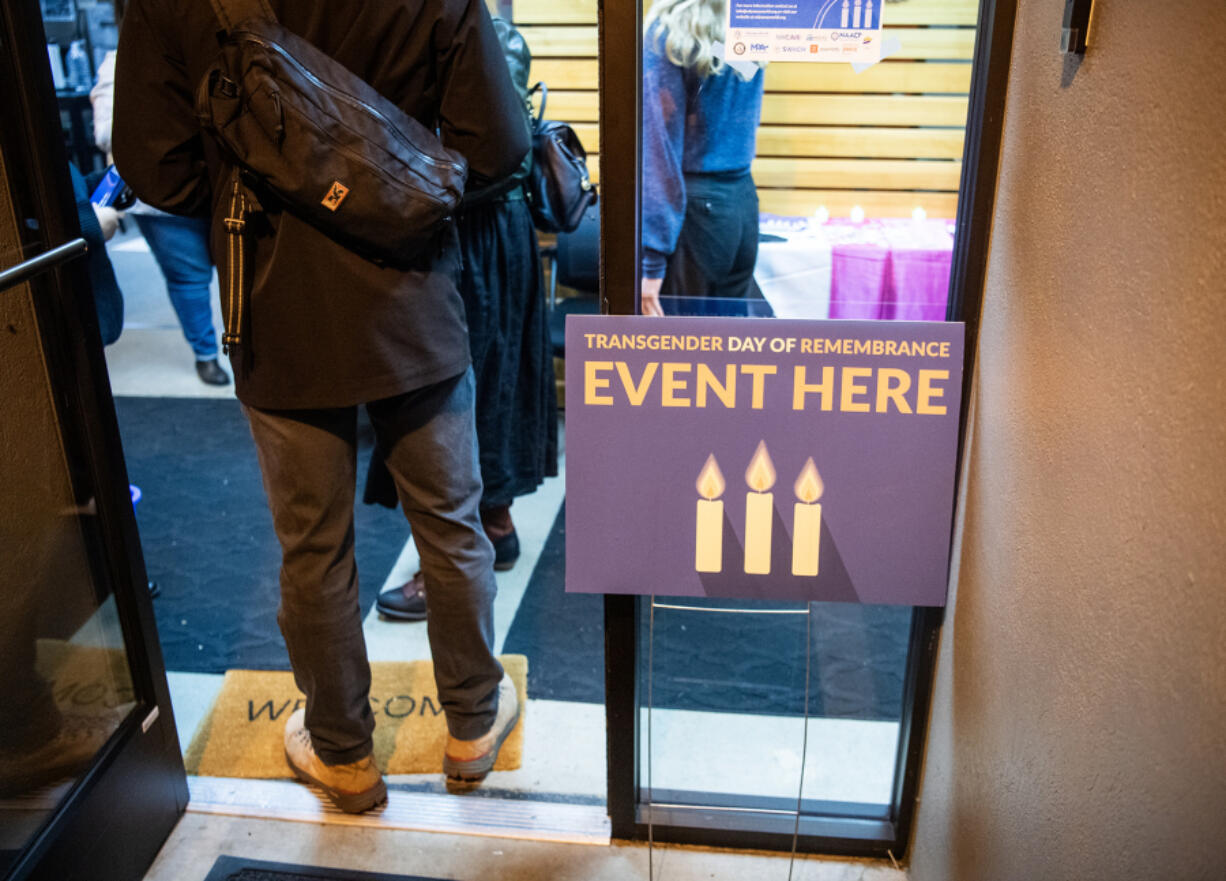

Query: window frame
[597,0,1019,856]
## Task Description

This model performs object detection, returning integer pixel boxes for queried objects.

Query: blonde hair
[645,0,729,79]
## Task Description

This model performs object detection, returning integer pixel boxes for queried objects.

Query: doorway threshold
[186,776,611,846]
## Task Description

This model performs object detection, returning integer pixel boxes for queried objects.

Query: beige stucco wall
[908,1,1226,879]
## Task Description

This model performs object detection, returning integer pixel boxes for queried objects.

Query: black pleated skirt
[457,192,558,508]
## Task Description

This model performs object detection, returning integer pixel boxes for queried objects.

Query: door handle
[0,238,88,294]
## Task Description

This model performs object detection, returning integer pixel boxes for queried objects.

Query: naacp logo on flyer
[725,0,884,64]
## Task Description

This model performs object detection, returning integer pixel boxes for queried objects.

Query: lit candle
[743,441,776,575]
[695,454,725,573]
[791,457,825,577]
[851,204,866,223]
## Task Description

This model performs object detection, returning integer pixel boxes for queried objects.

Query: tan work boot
[443,673,520,793]
[283,708,386,813]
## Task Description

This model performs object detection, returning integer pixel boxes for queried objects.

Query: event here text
[583,361,951,415]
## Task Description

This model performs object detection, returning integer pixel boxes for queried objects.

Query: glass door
[591,0,1012,856]
[0,2,187,878]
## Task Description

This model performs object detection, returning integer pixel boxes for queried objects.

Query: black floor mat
[502,503,912,720]
[205,856,447,881]
[116,396,409,674]
[501,502,606,704]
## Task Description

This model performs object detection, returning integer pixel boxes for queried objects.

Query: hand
[640,276,665,317]
[92,204,121,241]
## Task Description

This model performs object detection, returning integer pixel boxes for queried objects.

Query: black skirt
[457,192,559,507]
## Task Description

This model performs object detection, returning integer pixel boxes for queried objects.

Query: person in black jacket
[114,0,530,811]
[372,17,557,621]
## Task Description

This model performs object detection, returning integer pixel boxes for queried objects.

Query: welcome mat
[34,639,135,722]
[185,656,526,778]
[204,855,448,881]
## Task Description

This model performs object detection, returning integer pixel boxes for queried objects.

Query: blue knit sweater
[641,27,765,279]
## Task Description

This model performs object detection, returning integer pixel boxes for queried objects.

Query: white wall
[908,1,1226,878]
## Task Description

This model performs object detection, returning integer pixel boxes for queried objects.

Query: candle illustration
[695,454,725,573]
[865,0,874,28]
[743,441,776,575]
[853,0,863,29]
[791,458,825,577]
[841,0,850,28]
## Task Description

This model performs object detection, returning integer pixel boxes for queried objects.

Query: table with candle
[753,215,955,322]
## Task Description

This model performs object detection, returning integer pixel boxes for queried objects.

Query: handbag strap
[208,0,276,33]
[529,81,548,124]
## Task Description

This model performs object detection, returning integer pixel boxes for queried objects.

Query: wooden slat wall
[514,0,978,218]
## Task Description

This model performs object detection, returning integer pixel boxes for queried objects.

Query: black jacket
[113,0,530,409]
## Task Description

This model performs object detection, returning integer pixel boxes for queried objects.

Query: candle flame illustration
[696,454,725,500]
[794,457,824,503]
[744,441,776,493]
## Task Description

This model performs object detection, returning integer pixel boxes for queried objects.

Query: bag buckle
[224,217,246,233]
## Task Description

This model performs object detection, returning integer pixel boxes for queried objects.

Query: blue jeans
[244,370,503,763]
[134,213,219,360]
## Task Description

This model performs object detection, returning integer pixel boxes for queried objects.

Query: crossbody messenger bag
[195,0,468,350]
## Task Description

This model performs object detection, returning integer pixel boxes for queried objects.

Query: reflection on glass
[638,0,971,325]
[639,598,910,812]
[0,266,135,853]
[635,0,976,831]
[640,0,766,317]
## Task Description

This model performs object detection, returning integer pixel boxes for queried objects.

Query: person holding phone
[91,49,230,385]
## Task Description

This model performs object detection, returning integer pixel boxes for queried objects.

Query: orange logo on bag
[322,181,350,211]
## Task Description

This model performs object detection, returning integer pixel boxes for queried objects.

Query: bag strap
[220,169,251,354]
[529,82,548,124]
[208,0,276,33]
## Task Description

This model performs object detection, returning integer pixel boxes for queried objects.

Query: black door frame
[598,0,1019,856]
[1,2,189,878]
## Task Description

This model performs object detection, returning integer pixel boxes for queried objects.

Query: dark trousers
[661,172,760,300]
[245,370,503,764]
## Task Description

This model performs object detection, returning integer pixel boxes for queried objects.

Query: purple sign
[565,316,965,606]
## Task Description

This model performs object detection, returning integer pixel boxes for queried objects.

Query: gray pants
[245,370,502,764]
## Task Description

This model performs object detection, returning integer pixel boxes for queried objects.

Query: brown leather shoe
[375,571,427,621]
[283,708,386,813]
[442,673,520,793]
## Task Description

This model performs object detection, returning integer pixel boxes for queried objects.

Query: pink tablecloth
[825,220,955,321]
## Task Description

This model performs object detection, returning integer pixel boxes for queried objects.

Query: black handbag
[526,82,597,234]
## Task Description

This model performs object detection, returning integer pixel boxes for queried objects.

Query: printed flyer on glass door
[565,316,964,606]
[725,0,885,63]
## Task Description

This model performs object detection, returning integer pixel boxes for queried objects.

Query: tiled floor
[104,230,905,879]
